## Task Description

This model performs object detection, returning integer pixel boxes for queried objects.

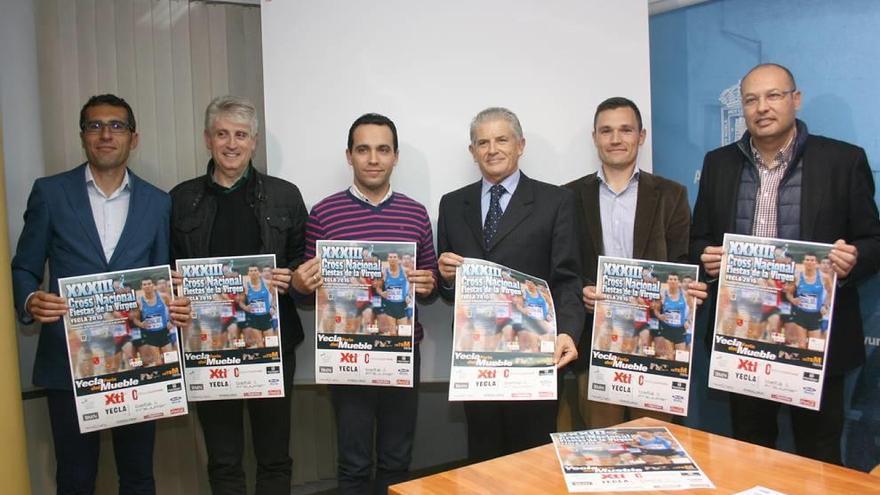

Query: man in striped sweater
[292,113,438,495]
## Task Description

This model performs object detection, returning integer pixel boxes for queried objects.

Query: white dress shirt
[349,183,393,206]
[85,165,131,261]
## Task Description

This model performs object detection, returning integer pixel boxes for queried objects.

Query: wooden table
[390,417,880,494]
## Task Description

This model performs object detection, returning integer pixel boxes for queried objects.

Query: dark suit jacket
[690,134,880,374]
[564,170,691,356]
[12,164,170,389]
[437,172,585,341]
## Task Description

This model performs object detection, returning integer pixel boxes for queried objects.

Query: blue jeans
[331,347,420,495]
[196,351,295,495]
[46,389,156,495]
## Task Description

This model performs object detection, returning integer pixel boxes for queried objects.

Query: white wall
[262,0,653,381]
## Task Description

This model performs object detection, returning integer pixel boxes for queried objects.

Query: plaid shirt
[750,131,797,238]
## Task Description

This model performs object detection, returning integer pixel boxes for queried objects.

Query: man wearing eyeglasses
[690,63,880,464]
[11,94,190,494]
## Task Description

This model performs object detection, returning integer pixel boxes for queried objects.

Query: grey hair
[204,95,259,136]
[469,107,523,144]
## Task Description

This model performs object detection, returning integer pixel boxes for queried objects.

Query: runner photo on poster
[551,427,714,492]
[708,234,837,410]
[177,254,284,400]
[588,257,699,416]
[448,258,557,401]
[314,240,417,387]
[60,265,187,433]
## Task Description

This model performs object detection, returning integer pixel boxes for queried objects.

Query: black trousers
[729,372,845,464]
[196,351,296,495]
[46,389,156,495]
[463,398,558,463]
[330,347,421,495]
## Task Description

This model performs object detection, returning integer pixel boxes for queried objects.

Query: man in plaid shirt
[690,63,880,464]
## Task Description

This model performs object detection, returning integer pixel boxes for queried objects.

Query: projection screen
[261,0,652,382]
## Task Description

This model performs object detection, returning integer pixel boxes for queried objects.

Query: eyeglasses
[81,120,132,134]
[742,89,796,108]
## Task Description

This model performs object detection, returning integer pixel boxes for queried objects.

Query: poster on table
[60,265,187,433]
[448,258,557,401]
[734,487,789,495]
[708,234,837,411]
[550,427,714,492]
[314,240,417,387]
[176,254,284,400]
[587,256,699,416]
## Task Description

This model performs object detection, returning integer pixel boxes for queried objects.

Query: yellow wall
[0,114,32,494]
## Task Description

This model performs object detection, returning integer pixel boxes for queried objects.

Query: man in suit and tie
[11,94,190,494]
[437,107,584,462]
[691,63,880,463]
[563,97,707,428]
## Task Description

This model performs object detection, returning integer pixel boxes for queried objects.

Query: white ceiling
[207,0,710,16]
[648,0,709,15]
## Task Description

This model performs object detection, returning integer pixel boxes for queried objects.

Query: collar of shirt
[481,169,521,200]
[596,166,640,195]
[85,165,130,199]
[750,128,797,172]
[480,169,521,223]
[596,167,639,259]
[209,162,252,194]
[349,183,394,206]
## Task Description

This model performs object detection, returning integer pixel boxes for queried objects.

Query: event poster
[60,265,187,433]
[708,234,837,411]
[314,240,417,387]
[551,427,714,492]
[734,488,789,495]
[588,257,699,416]
[176,255,284,400]
[448,258,557,401]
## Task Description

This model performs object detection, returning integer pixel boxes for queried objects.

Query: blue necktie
[483,184,506,247]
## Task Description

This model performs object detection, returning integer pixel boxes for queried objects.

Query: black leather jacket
[170,162,307,350]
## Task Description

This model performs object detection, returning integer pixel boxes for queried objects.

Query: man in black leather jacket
[170,95,307,494]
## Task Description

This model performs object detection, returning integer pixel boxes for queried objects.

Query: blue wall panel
[649,0,880,469]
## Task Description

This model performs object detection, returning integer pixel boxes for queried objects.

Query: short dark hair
[79,94,136,132]
[593,97,643,130]
[347,113,398,152]
[740,63,797,93]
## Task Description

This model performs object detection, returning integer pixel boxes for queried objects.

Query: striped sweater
[305,190,439,341]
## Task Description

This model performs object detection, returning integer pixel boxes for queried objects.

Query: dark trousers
[464,398,557,463]
[46,389,156,495]
[729,373,845,464]
[197,352,295,495]
[330,347,420,495]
